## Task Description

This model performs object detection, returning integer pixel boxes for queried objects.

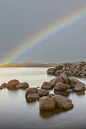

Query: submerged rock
[39,96,55,110]
[52,95,73,110]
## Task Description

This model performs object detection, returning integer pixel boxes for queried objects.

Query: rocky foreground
[0,70,86,112]
[47,61,86,78]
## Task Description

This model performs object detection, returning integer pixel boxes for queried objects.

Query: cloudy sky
[0,0,86,64]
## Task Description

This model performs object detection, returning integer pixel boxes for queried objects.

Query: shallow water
[0,67,86,129]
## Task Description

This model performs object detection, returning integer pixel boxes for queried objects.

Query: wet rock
[54,65,63,71]
[41,82,53,89]
[52,95,73,110]
[53,76,65,86]
[54,90,70,96]
[60,73,69,84]
[16,82,29,89]
[39,96,55,110]
[49,78,56,84]
[27,93,40,102]
[25,88,37,98]
[74,82,85,92]
[55,70,62,77]
[6,79,19,88]
[37,89,49,97]
[54,82,70,91]
[46,68,55,75]
[69,77,81,83]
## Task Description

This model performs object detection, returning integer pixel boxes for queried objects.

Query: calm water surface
[0,67,86,129]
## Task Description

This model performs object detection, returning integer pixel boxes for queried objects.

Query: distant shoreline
[0,62,57,67]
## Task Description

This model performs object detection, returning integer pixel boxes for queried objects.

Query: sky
[0,0,86,64]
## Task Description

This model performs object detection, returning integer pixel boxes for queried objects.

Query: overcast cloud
[0,0,86,64]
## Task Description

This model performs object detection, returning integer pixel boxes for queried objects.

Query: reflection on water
[0,68,86,129]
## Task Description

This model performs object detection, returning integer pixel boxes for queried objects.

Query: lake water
[0,67,86,129]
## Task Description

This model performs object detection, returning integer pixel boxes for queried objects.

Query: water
[0,67,86,129]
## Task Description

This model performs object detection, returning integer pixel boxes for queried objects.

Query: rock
[54,90,70,96]
[53,76,65,86]
[60,73,69,84]
[25,88,37,98]
[27,93,40,102]
[77,71,82,76]
[46,68,55,75]
[55,70,62,77]
[69,77,81,88]
[37,89,49,97]
[67,69,73,76]
[62,71,68,75]
[54,65,63,71]
[52,95,73,110]
[80,74,85,77]
[39,96,55,110]
[82,65,86,71]
[47,94,55,98]
[0,83,6,89]
[72,67,82,76]
[74,82,85,92]
[49,78,56,84]
[54,82,70,91]
[16,82,29,89]
[6,79,19,88]
[41,82,53,89]
[69,77,81,83]
[67,89,74,92]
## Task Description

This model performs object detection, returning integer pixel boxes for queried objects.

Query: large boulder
[52,95,73,110]
[25,88,37,98]
[27,93,40,102]
[74,82,85,92]
[60,73,69,84]
[37,89,49,97]
[41,82,53,89]
[53,77,65,86]
[16,82,29,89]
[39,96,55,110]
[46,68,55,75]
[54,82,70,91]
[6,79,19,88]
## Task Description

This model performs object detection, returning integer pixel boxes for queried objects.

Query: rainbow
[1,6,86,64]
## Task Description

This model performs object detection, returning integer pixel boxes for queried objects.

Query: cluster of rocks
[0,79,29,90]
[25,73,85,111]
[25,86,73,110]
[0,71,85,112]
[47,61,86,78]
